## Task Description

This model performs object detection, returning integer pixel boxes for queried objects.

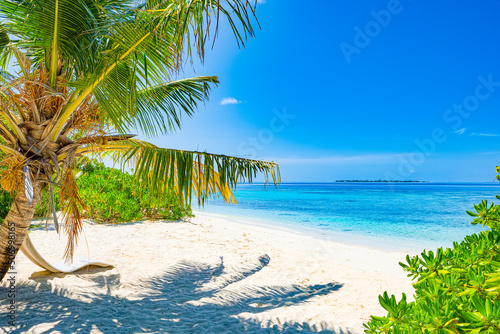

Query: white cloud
[469,133,499,137]
[220,97,241,105]
[453,128,466,135]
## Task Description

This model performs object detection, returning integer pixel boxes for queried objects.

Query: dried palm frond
[0,155,25,192]
[193,160,237,205]
[59,168,87,262]
[62,96,103,137]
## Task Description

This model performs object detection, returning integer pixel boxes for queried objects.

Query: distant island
[335,180,428,183]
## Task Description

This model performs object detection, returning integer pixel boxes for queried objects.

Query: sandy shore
[1,213,415,333]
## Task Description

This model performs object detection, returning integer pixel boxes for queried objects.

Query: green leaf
[86,139,280,206]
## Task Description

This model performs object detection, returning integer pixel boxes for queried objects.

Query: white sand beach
[1,213,415,333]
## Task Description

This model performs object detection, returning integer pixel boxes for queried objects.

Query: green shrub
[364,173,500,333]
[364,231,500,333]
[75,161,192,223]
[32,161,192,223]
[0,190,13,223]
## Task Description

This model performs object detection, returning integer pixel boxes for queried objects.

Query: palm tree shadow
[4,255,352,333]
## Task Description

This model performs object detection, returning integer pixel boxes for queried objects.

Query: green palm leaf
[49,0,257,140]
[0,0,104,74]
[82,139,280,205]
[133,76,219,136]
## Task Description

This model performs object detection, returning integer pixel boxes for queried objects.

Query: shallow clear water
[196,183,500,252]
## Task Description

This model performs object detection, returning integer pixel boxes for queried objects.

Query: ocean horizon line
[237,181,500,185]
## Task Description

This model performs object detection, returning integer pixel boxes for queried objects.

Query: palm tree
[0,0,280,281]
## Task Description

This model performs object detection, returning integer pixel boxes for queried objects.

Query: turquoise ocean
[196,183,500,252]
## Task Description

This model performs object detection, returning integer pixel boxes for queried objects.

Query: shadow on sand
[1,255,353,333]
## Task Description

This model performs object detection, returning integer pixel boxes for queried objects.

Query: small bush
[364,230,500,333]
[32,161,192,223]
[75,161,192,223]
[364,172,500,333]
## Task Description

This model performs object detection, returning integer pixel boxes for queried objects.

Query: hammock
[20,234,113,273]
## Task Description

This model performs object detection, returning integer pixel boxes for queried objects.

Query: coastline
[194,210,437,253]
[2,213,415,333]
[194,182,494,253]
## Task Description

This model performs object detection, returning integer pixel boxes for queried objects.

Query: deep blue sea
[196,183,500,252]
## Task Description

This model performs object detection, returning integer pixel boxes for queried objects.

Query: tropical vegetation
[0,0,280,282]
[364,170,500,333]
[33,160,192,223]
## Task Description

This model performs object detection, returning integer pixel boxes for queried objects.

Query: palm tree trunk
[0,179,40,281]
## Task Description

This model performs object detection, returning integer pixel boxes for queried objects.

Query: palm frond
[0,119,16,144]
[49,0,60,85]
[79,139,279,205]
[0,98,27,144]
[0,142,24,159]
[193,159,236,205]
[49,0,258,141]
[141,0,259,61]
[132,76,219,136]
[0,0,112,76]
[59,167,86,262]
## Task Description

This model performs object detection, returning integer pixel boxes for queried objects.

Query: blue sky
[156,0,500,182]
